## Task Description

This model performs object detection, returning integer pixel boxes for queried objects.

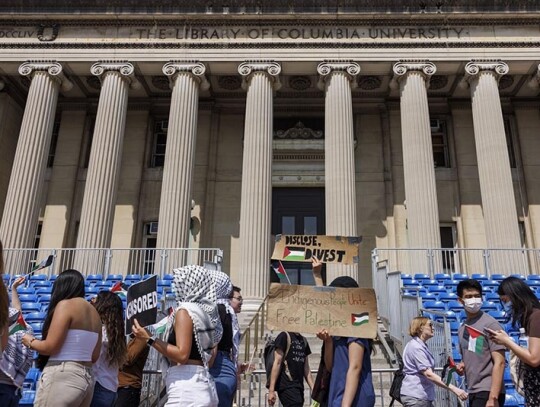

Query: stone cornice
[18,60,72,91]
[463,59,509,86]
[238,60,281,90]
[90,60,139,89]
[317,60,360,90]
[162,60,210,90]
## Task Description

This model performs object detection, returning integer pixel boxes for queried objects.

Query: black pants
[114,386,142,407]
[277,386,304,407]
[468,392,505,407]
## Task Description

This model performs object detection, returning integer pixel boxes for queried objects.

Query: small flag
[271,260,288,280]
[351,312,370,326]
[110,281,128,299]
[466,325,485,354]
[283,247,306,262]
[9,312,27,336]
[30,255,53,274]
[146,308,174,336]
[442,356,457,386]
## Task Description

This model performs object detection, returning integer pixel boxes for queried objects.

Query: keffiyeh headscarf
[0,308,34,387]
[209,270,240,363]
[171,265,222,368]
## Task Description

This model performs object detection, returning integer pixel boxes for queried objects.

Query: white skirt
[165,364,219,407]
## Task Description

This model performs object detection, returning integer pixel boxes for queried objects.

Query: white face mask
[463,297,482,313]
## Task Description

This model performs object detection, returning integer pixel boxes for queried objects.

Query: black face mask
[329,276,359,288]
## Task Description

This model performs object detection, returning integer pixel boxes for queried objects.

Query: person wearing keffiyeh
[132,265,220,407]
[208,270,239,407]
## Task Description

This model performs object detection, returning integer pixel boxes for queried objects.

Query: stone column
[238,61,281,306]
[317,61,360,282]
[155,61,209,272]
[393,61,441,274]
[76,61,136,255]
[464,60,522,274]
[0,61,71,253]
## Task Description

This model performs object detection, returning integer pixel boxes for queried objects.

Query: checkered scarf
[0,308,34,387]
[209,270,240,363]
[171,265,222,368]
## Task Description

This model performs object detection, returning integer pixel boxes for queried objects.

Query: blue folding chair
[94,281,113,290]
[434,310,458,322]
[421,293,439,303]
[17,287,36,295]
[447,300,463,313]
[488,310,507,323]
[31,280,52,289]
[106,274,123,282]
[48,275,58,282]
[423,300,447,311]
[163,273,174,281]
[18,294,39,303]
[452,273,468,281]
[510,274,526,280]
[491,274,506,281]
[143,274,156,280]
[485,293,500,302]
[471,273,488,281]
[482,301,500,312]
[414,273,430,281]
[438,292,458,302]
[403,279,421,287]
[434,273,451,283]
[38,294,52,303]
[35,287,52,295]
[400,273,412,280]
[30,322,43,335]
[21,303,41,313]
[449,321,461,335]
[527,274,540,281]
[86,274,103,283]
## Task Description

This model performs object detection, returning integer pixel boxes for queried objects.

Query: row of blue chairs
[404,272,540,281]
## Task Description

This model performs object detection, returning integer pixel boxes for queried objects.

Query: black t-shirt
[217,304,234,354]
[274,332,311,391]
[167,328,202,361]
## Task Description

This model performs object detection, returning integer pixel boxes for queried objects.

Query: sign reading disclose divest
[125,275,158,335]
[271,234,361,265]
[266,283,377,338]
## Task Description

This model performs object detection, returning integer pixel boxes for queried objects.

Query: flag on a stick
[465,325,485,355]
[442,356,457,386]
[29,255,53,275]
[111,281,128,299]
[271,260,291,284]
[9,312,27,336]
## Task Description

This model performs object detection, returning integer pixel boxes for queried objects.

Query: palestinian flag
[351,312,370,326]
[30,255,53,273]
[9,312,27,335]
[110,281,128,299]
[147,307,174,336]
[466,325,484,354]
[283,247,306,262]
[443,356,457,386]
[271,260,288,281]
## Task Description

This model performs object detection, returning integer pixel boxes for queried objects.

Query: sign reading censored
[266,283,377,338]
[125,275,159,335]
[271,234,361,265]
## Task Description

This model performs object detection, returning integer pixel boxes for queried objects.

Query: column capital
[162,60,210,91]
[18,60,73,91]
[238,60,281,90]
[90,60,140,89]
[463,59,509,87]
[317,60,360,90]
[391,60,436,88]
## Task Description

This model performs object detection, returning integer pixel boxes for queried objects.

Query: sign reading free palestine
[266,283,377,338]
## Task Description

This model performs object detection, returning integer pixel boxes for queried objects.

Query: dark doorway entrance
[271,188,326,285]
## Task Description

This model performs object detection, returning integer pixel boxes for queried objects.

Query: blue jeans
[209,351,237,407]
[0,383,21,407]
[90,381,118,407]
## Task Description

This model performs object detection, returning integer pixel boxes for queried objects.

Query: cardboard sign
[271,235,361,265]
[125,275,158,335]
[266,283,377,338]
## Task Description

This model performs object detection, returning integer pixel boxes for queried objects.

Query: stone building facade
[0,1,539,304]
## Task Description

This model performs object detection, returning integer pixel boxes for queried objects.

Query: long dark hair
[36,269,86,369]
[498,276,540,332]
[93,291,127,367]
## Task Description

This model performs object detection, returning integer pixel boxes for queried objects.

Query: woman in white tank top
[22,269,102,407]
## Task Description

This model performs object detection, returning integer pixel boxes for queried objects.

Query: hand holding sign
[125,276,158,335]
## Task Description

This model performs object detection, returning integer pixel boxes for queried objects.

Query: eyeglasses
[424,322,433,328]
[232,296,243,302]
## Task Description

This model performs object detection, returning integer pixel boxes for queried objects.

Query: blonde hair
[409,317,430,337]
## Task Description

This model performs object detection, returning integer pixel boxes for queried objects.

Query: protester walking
[0,276,34,406]
[90,291,127,407]
[131,265,221,407]
[115,336,149,407]
[487,276,540,406]
[22,269,102,407]
[209,270,238,407]
[456,279,506,407]
[400,317,468,406]
[317,276,375,407]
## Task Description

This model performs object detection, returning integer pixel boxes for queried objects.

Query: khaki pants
[34,361,94,407]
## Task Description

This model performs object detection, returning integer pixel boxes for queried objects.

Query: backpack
[388,362,404,407]
[264,332,294,388]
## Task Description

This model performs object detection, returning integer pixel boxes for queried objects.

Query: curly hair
[93,291,127,367]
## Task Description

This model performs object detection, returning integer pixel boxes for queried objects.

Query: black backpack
[264,332,293,388]
[389,362,404,407]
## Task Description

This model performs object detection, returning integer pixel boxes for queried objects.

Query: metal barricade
[386,271,402,343]
[400,291,421,346]
[373,260,389,325]
[3,247,223,278]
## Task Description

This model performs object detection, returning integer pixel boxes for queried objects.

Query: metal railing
[240,298,268,369]
[3,247,223,278]
[372,248,540,278]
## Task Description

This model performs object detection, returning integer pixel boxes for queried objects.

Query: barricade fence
[373,248,540,278]
[3,247,223,278]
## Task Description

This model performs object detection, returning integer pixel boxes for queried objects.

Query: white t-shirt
[93,326,119,392]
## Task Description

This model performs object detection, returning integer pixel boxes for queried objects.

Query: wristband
[146,337,155,347]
